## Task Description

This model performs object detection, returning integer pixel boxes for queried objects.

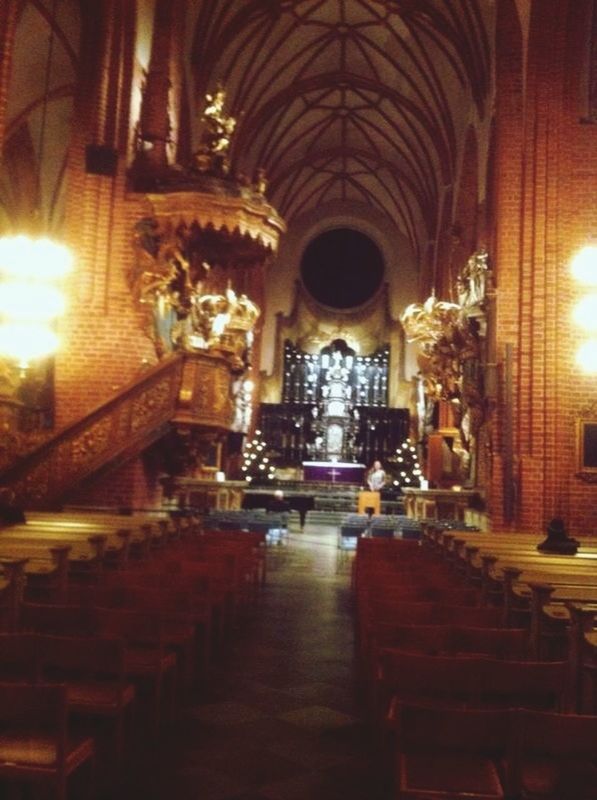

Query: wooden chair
[378,650,486,728]
[515,709,597,799]
[38,634,135,767]
[479,659,568,711]
[449,625,529,660]
[367,624,528,681]
[20,602,96,637]
[371,623,451,657]
[94,608,177,733]
[394,702,509,798]
[0,632,40,682]
[435,604,503,627]
[0,682,95,800]
[98,584,210,673]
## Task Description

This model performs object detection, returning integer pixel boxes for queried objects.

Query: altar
[402,487,480,520]
[302,461,365,485]
[170,478,246,511]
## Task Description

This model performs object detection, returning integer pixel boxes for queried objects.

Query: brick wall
[488,0,597,535]
[68,454,164,510]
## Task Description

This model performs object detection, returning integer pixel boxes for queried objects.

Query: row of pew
[354,535,597,799]
[423,523,597,711]
[0,508,268,799]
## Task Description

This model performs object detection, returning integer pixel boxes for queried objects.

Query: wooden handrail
[0,348,241,509]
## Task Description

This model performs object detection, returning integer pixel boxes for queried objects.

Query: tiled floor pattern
[119,527,392,799]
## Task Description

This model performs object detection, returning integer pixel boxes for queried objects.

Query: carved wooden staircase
[0,351,235,508]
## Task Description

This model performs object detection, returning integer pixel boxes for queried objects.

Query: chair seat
[0,734,57,766]
[0,732,93,771]
[67,680,135,711]
[399,752,504,798]
[521,757,597,799]
[124,647,176,675]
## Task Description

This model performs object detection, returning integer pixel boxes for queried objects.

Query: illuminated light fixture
[575,340,597,374]
[0,323,60,365]
[0,0,73,373]
[0,235,73,281]
[570,244,597,285]
[0,282,66,321]
[572,295,597,332]
[0,236,72,370]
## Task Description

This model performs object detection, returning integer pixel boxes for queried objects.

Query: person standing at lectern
[367,460,386,492]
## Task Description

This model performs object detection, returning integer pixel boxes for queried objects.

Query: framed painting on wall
[576,415,597,482]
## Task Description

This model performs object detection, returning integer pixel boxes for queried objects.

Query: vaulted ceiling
[187,0,494,261]
[1,0,496,271]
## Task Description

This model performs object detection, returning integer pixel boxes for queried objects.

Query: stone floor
[119,525,392,800]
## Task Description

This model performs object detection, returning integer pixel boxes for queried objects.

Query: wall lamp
[571,243,597,374]
[0,235,72,371]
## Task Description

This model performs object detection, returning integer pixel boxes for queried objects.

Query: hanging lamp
[0,0,72,371]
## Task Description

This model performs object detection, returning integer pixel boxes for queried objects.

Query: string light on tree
[240,429,276,483]
[388,438,423,488]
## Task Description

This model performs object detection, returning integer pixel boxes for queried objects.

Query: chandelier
[0,236,72,372]
[0,0,72,373]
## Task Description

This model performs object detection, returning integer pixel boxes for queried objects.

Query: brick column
[0,0,19,153]
[56,1,156,427]
[489,0,525,529]
[135,0,183,173]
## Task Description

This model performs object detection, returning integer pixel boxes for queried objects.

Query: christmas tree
[240,429,276,484]
[386,438,423,490]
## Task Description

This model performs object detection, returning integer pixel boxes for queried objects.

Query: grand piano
[241,491,315,528]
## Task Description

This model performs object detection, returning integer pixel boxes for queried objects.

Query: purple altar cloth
[302,461,365,484]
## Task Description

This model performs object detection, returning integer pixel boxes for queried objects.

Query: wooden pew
[0,557,28,631]
[568,604,597,713]
[0,545,71,604]
[429,528,597,663]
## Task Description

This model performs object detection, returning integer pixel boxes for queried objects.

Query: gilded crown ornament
[194,283,260,372]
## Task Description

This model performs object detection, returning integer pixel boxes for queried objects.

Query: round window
[300,228,384,309]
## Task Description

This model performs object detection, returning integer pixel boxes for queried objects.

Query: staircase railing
[0,354,185,508]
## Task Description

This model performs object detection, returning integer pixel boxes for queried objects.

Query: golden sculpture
[193,86,237,175]
[401,295,462,347]
[132,221,198,355]
[457,249,489,308]
[401,294,479,402]
[194,283,260,372]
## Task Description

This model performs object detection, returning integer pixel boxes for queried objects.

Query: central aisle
[123,525,391,800]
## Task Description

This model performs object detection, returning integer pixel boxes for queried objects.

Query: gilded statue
[193,86,237,175]
[457,249,489,309]
[195,283,260,371]
[401,294,479,403]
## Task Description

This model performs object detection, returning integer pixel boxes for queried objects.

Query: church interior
[0,1,596,798]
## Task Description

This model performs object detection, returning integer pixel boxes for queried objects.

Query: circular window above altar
[300,228,384,309]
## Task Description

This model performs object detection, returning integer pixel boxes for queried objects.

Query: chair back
[371,623,450,656]
[20,603,96,637]
[449,626,528,660]
[379,649,486,707]
[396,702,511,754]
[0,681,67,767]
[436,604,503,627]
[0,633,40,681]
[481,659,568,710]
[38,634,126,683]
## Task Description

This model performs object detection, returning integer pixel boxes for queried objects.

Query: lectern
[358,490,380,515]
